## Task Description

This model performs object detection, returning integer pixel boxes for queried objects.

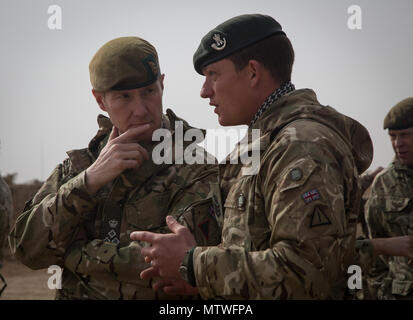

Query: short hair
[227,34,295,84]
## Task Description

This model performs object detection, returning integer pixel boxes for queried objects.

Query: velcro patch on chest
[301,189,321,204]
[198,219,210,240]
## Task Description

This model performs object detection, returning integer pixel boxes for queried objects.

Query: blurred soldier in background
[0,174,13,296]
[364,97,413,299]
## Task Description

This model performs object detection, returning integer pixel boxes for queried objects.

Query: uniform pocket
[180,198,221,246]
[221,178,253,248]
[124,191,172,231]
[383,197,411,235]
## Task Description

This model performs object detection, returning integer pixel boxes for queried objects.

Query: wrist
[85,168,100,195]
[179,247,197,287]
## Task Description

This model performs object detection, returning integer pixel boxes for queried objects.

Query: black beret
[193,14,286,75]
[89,37,160,92]
[383,97,413,130]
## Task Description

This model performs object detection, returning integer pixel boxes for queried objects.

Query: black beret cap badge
[211,33,226,51]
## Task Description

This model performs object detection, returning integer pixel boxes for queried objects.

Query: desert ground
[1,250,55,300]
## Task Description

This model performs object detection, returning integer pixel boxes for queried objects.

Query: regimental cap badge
[211,33,227,51]
[147,58,159,76]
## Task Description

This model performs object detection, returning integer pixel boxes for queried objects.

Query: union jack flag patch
[301,189,321,204]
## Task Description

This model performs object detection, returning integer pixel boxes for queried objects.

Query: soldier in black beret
[133,14,374,300]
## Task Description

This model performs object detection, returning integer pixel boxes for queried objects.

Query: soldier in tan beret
[362,97,413,299]
[131,14,374,299]
[9,37,221,299]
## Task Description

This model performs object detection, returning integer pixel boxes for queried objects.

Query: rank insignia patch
[301,189,321,204]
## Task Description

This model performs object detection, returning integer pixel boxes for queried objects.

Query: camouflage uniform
[0,175,13,296]
[9,109,221,300]
[365,159,413,299]
[192,88,373,299]
[0,176,12,268]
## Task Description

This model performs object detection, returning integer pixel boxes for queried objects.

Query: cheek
[148,98,163,122]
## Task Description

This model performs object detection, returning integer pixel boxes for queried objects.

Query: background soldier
[364,97,413,299]
[131,14,373,299]
[0,174,13,296]
[9,37,221,299]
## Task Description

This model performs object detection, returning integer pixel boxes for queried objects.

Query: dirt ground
[0,251,55,300]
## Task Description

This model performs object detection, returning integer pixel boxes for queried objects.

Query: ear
[247,60,262,88]
[159,73,165,91]
[92,89,107,112]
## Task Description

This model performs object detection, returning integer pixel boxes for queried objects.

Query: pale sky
[0,0,412,183]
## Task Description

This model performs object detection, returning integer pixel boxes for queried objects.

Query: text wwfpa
[159,304,253,317]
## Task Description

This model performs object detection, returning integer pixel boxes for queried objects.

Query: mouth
[396,151,408,158]
[129,122,151,128]
[210,103,219,114]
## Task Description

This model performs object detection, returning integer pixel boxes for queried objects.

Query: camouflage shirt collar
[393,158,413,176]
[249,82,295,127]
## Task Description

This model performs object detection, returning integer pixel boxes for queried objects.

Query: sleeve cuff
[60,170,99,211]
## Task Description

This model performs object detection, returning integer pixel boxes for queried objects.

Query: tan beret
[383,97,413,130]
[89,36,160,92]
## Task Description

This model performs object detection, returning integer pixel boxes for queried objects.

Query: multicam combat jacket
[365,160,413,299]
[193,89,373,299]
[0,176,12,268]
[0,176,13,296]
[9,109,221,299]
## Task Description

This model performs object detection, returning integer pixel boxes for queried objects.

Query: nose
[200,80,213,99]
[394,136,404,148]
[131,96,149,117]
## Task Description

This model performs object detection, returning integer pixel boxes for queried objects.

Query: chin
[400,159,413,167]
[218,115,233,127]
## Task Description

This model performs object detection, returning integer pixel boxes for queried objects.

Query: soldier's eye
[118,93,130,99]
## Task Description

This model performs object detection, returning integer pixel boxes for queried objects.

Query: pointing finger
[130,231,157,243]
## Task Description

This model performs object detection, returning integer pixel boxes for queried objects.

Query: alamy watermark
[152,121,261,175]
[47,265,62,290]
[347,264,362,290]
[347,5,362,30]
[48,5,62,30]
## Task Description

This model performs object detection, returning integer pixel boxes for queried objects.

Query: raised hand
[85,125,150,195]
[130,215,196,280]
